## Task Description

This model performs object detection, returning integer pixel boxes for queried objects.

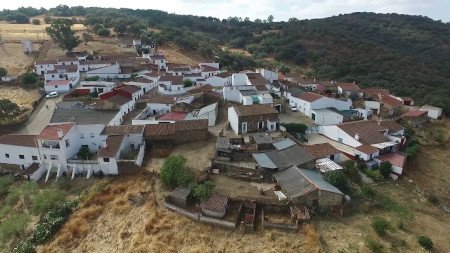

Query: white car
[46,91,59,98]
[289,105,298,111]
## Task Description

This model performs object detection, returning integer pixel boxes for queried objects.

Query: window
[50,155,58,160]
[130,144,135,149]
[5,153,10,158]
[19,155,25,159]
[51,75,55,78]
[80,133,84,139]
[90,133,95,138]
[43,154,47,159]
[55,85,58,88]
[32,155,38,161]
[103,158,110,162]
[65,139,70,147]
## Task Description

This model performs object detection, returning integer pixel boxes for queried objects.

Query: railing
[42,144,60,149]
[67,159,98,164]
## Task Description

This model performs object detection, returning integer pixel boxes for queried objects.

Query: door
[241,122,248,134]
[311,113,316,121]
[258,121,264,130]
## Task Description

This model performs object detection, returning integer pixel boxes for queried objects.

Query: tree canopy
[45,18,81,52]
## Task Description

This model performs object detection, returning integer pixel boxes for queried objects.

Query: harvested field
[0,85,41,109]
[159,44,207,65]
[39,175,315,253]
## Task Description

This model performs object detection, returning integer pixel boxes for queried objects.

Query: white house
[78,60,112,72]
[158,75,186,95]
[57,57,79,67]
[364,100,381,114]
[35,59,57,75]
[148,54,167,70]
[420,105,443,120]
[78,81,117,94]
[85,64,132,80]
[289,92,352,118]
[206,72,232,87]
[255,68,278,83]
[0,134,40,169]
[124,81,156,94]
[311,108,344,126]
[45,80,74,94]
[44,65,80,85]
[222,85,256,103]
[184,102,219,126]
[319,120,405,161]
[200,64,221,78]
[228,104,280,135]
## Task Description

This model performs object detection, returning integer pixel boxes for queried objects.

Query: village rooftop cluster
[0,41,444,231]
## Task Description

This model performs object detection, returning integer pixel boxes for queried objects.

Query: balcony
[41,141,61,149]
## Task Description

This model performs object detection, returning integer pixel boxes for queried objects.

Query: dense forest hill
[1,6,449,113]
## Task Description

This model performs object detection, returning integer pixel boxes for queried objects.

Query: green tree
[113,23,127,37]
[418,235,433,250]
[0,67,7,78]
[97,28,110,37]
[323,170,349,193]
[45,18,81,52]
[31,18,40,25]
[281,123,307,135]
[192,181,214,201]
[0,99,21,120]
[77,146,93,160]
[160,155,193,188]
[267,15,274,23]
[82,32,93,45]
[21,72,38,85]
[184,79,193,87]
[278,64,290,74]
[379,161,392,179]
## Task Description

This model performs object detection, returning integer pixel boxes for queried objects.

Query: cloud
[2,0,449,21]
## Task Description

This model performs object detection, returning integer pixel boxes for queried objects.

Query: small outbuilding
[420,105,443,120]
[200,193,228,218]
[168,186,192,208]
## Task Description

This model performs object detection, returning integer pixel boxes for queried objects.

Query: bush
[406,143,420,159]
[77,146,93,160]
[365,237,383,253]
[0,214,30,241]
[0,67,7,77]
[184,79,193,87]
[84,76,100,81]
[378,161,392,179]
[192,181,214,202]
[31,189,66,214]
[0,175,14,196]
[21,72,38,85]
[427,193,439,205]
[323,170,349,193]
[97,28,110,37]
[160,155,193,188]
[343,160,359,181]
[371,216,391,236]
[31,19,40,25]
[418,235,433,250]
[365,169,383,182]
[44,16,52,24]
[281,123,307,135]
[361,186,375,200]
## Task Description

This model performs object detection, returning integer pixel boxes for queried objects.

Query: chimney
[354,133,360,141]
[102,139,107,148]
[57,129,64,139]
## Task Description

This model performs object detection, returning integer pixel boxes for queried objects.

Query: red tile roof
[105,94,132,106]
[297,92,323,102]
[97,135,124,157]
[176,119,208,132]
[381,95,403,107]
[143,119,209,137]
[200,193,228,214]
[303,143,340,159]
[377,153,406,169]
[144,124,176,136]
[158,112,187,121]
[118,85,141,94]
[233,104,279,117]
[337,120,403,145]
[0,134,37,147]
[38,123,75,140]
[201,65,219,72]
[101,125,144,135]
[402,110,427,118]
[354,145,379,154]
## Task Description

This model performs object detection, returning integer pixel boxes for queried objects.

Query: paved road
[16,97,61,135]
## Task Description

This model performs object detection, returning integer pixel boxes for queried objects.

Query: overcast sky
[3,0,450,22]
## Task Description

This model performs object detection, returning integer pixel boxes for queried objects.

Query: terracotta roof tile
[297,92,324,102]
[377,153,406,169]
[233,104,279,117]
[118,85,141,94]
[158,112,187,121]
[215,72,232,78]
[97,135,124,157]
[402,110,427,118]
[37,123,75,140]
[105,94,132,106]
[354,145,379,154]
[337,120,403,145]
[175,119,208,131]
[101,125,144,135]
[0,134,37,147]
[201,65,219,72]
[144,124,176,136]
[245,73,268,86]
[159,75,184,84]
[303,143,340,159]
[200,193,228,214]
[381,95,403,107]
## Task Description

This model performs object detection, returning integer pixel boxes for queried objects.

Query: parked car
[289,105,298,111]
[46,91,59,98]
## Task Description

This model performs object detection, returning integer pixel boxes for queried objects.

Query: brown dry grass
[159,44,207,65]
[38,175,313,253]
[0,86,41,108]
[0,43,36,75]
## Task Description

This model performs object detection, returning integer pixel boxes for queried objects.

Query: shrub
[160,155,193,187]
[193,181,214,202]
[406,143,420,160]
[31,189,66,214]
[343,160,359,181]
[21,72,38,85]
[0,175,14,196]
[0,67,7,77]
[417,235,433,250]
[31,19,40,25]
[427,193,439,205]
[77,146,94,160]
[97,28,110,37]
[378,161,392,179]
[44,16,52,24]
[361,186,375,200]
[281,123,307,135]
[84,76,100,81]
[0,213,30,241]
[365,169,383,182]
[365,237,383,253]
[371,216,391,236]
[184,79,193,87]
[323,170,349,193]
